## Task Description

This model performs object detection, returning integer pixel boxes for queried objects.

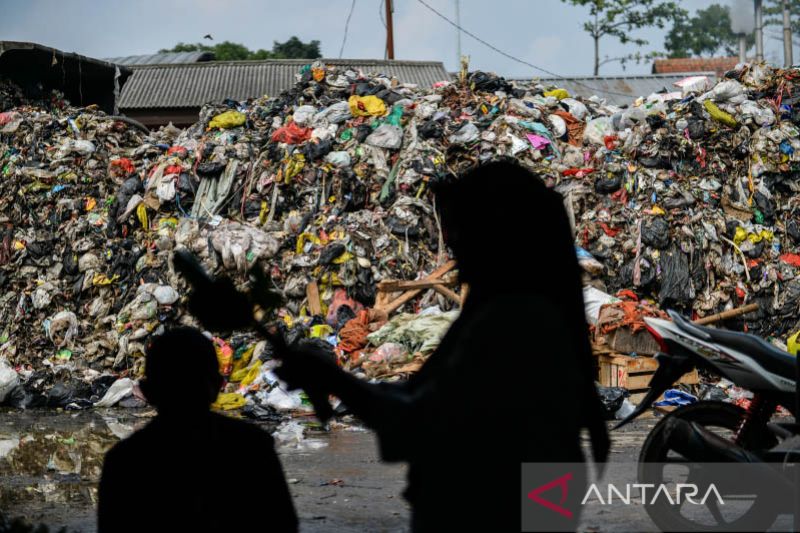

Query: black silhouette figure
[98,327,297,533]
[275,160,610,531]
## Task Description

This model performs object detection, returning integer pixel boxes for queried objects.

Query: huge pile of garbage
[1,61,799,411]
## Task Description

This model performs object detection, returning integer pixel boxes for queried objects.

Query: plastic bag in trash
[654,389,697,407]
[597,385,628,420]
[365,124,403,149]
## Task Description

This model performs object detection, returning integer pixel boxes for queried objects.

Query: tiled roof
[118,59,450,109]
[652,57,740,76]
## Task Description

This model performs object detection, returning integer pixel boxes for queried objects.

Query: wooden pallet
[597,353,699,404]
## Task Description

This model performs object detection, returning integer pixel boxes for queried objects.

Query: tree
[158,36,322,60]
[271,37,322,59]
[664,4,755,57]
[561,0,684,75]
[764,0,800,47]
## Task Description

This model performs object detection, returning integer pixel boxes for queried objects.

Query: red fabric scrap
[110,158,135,175]
[561,167,595,178]
[599,222,620,237]
[780,253,800,267]
[271,122,312,144]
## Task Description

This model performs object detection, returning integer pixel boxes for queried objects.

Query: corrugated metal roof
[104,51,214,66]
[119,59,450,109]
[518,73,716,106]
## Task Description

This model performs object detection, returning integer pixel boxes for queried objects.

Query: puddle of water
[0,407,334,525]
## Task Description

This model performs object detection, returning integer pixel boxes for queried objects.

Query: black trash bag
[242,403,282,422]
[4,384,46,409]
[734,140,749,159]
[418,119,444,139]
[177,173,197,200]
[90,375,118,401]
[754,191,776,224]
[346,179,368,212]
[686,119,705,139]
[597,385,628,420]
[618,257,656,289]
[646,114,666,129]
[304,138,333,161]
[46,382,77,408]
[335,304,357,330]
[374,88,404,105]
[641,218,670,249]
[385,216,421,238]
[659,246,693,307]
[318,242,346,265]
[354,124,372,142]
[745,239,765,258]
[787,218,800,244]
[468,71,512,93]
[354,82,379,96]
[353,266,376,307]
[594,174,622,194]
[725,220,740,240]
[690,251,706,294]
[699,384,729,402]
[196,161,226,177]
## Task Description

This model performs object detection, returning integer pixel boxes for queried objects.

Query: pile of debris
[0,60,799,412]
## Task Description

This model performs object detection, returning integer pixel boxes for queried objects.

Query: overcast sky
[0,0,791,77]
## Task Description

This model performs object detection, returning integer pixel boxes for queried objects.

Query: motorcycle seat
[670,311,797,382]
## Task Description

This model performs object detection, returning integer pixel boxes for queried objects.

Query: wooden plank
[460,283,469,305]
[377,260,457,315]
[625,357,659,373]
[432,284,461,304]
[693,303,759,325]
[599,361,614,387]
[377,278,457,292]
[306,281,322,316]
[597,353,631,366]
[606,328,660,356]
[626,374,653,390]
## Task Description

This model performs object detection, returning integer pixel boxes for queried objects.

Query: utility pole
[755,0,764,61]
[385,0,395,60]
[783,0,794,67]
[455,0,462,68]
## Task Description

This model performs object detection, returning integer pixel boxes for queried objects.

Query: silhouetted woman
[281,161,609,531]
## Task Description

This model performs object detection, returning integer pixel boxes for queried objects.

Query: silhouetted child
[98,327,297,533]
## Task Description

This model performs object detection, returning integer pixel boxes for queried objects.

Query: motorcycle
[616,310,798,531]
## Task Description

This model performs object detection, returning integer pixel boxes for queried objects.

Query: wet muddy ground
[0,410,793,531]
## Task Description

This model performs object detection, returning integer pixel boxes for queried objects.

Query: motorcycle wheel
[638,400,781,532]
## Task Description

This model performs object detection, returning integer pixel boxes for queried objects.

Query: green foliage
[665,3,755,57]
[158,36,322,60]
[764,0,800,38]
[561,0,684,74]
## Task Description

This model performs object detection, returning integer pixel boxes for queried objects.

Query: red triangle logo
[527,472,573,518]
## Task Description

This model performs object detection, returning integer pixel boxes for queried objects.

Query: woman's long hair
[434,160,610,462]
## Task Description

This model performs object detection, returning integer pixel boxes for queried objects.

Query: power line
[379,0,387,29]
[415,0,640,100]
[339,0,358,58]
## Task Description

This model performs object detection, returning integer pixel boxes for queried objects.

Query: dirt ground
[0,409,792,532]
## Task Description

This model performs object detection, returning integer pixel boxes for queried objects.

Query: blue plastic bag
[654,389,697,407]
